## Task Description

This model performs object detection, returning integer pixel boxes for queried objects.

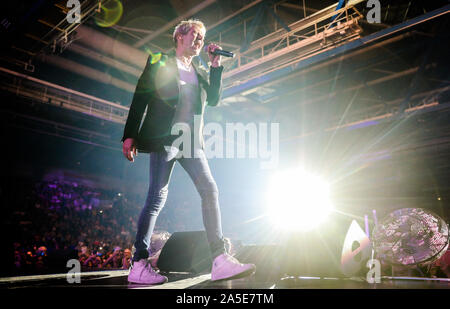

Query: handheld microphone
[204,44,235,58]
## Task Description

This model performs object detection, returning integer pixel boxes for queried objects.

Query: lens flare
[150,52,162,65]
[143,48,164,66]
[95,0,123,28]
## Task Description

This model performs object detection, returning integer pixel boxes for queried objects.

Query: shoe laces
[224,254,241,265]
[135,259,160,277]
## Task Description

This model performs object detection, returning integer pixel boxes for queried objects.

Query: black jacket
[121,52,224,152]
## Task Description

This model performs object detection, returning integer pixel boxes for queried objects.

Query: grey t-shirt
[171,59,202,152]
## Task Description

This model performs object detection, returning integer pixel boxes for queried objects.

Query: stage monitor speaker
[157,231,212,274]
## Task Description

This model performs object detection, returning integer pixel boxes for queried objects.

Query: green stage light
[95,0,123,28]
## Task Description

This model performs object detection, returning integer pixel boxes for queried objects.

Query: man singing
[122,19,256,285]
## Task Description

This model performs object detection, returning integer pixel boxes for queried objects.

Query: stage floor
[1,270,449,289]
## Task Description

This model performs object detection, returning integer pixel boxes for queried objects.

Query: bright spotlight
[265,168,333,231]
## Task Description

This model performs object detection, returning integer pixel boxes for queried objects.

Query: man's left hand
[207,43,222,67]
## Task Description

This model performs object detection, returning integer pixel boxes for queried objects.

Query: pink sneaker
[211,253,256,281]
[128,259,168,285]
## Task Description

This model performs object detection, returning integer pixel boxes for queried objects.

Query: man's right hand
[123,138,137,162]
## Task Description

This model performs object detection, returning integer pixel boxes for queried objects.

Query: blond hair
[172,19,206,46]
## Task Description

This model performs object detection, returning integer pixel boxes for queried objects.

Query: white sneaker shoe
[128,259,168,285]
[211,253,256,281]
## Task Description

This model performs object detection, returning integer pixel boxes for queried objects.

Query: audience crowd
[4,178,178,275]
[3,177,449,278]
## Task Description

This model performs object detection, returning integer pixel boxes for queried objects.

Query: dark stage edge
[1,270,450,289]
